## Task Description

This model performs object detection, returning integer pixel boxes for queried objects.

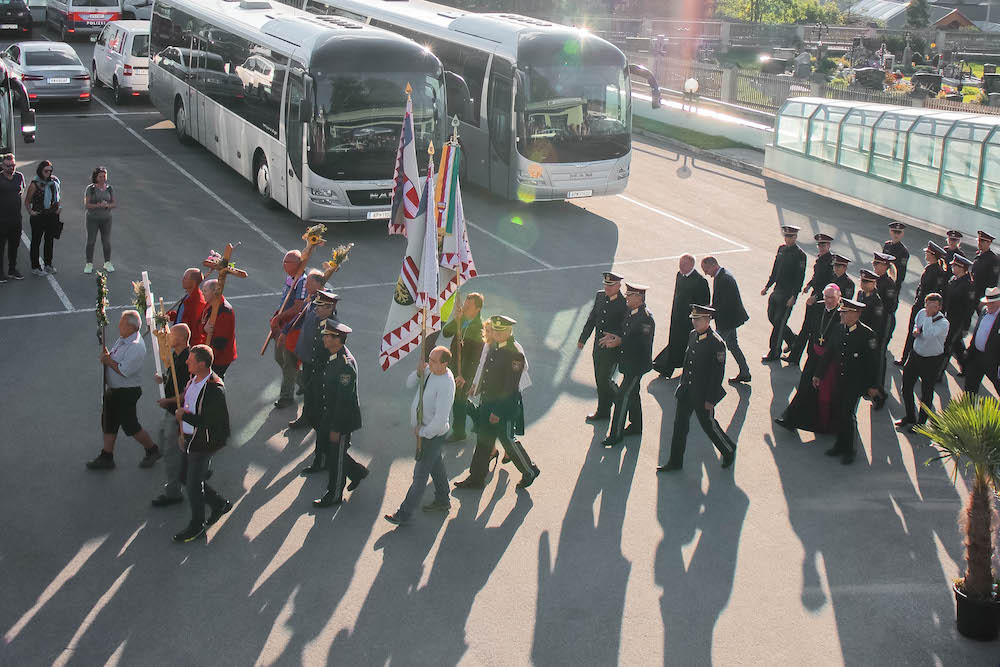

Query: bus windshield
[309,71,443,181]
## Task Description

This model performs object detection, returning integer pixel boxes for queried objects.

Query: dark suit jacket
[710,267,749,331]
[968,309,1000,370]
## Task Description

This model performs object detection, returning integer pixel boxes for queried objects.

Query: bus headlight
[310,187,336,197]
[309,188,339,205]
[517,169,543,184]
[617,165,630,179]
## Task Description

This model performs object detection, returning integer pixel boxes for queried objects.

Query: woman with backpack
[83,166,117,274]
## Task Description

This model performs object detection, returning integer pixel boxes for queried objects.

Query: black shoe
[721,450,737,469]
[601,435,621,447]
[0,273,7,283]
[517,466,540,489]
[301,459,326,474]
[151,494,183,508]
[894,418,915,431]
[841,451,856,465]
[384,512,409,525]
[774,417,795,432]
[8,268,23,280]
[347,467,369,492]
[657,461,683,472]
[585,412,611,423]
[824,447,842,457]
[422,500,451,513]
[207,499,232,525]
[313,491,343,507]
[501,451,511,464]
[287,416,309,430]
[761,355,780,363]
[138,446,161,468]
[86,452,115,470]
[273,397,294,409]
[622,424,642,437]
[446,432,467,443]
[454,477,485,490]
[780,356,800,365]
[173,524,206,543]
[728,374,751,385]
[894,359,905,367]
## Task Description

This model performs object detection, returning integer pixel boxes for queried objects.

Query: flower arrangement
[303,224,327,247]
[324,243,355,274]
[132,280,148,314]
[204,249,233,272]
[153,305,170,331]
[95,272,109,329]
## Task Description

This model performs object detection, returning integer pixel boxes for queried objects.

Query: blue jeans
[397,434,450,518]
[718,328,750,377]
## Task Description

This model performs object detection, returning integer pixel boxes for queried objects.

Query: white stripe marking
[90,92,117,115]
[617,194,749,251]
[105,113,287,254]
[20,231,73,310]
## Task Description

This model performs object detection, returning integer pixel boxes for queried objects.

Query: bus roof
[315,0,600,60]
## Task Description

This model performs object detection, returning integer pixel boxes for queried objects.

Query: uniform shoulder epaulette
[711,331,725,345]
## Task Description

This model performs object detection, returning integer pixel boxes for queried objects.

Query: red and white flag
[388,94,420,236]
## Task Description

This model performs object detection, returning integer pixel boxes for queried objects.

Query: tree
[715,0,842,24]
[907,0,931,28]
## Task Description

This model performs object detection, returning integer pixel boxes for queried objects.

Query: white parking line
[38,111,160,117]
[617,194,749,251]
[19,231,74,310]
[105,113,287,254]
[90,93,117,115]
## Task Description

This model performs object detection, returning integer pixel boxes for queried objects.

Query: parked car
[90,19,147,103]
[1,41,91,106]
[0,0,32,35]
[45,0,120,41]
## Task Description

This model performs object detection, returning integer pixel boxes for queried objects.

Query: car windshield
[25,50,80,67]
[309,71,443,181]
[130,34,149,58]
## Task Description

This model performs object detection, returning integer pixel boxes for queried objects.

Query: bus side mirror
[444,71,474,123]
[302,73,315,120]
[21,108,36,143]
[628,63,661,109]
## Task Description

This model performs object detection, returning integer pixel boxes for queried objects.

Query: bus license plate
[366,210,391,220]
[567,189,593,199]
[48,78,70,84]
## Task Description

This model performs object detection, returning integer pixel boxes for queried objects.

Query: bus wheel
[254,154,275,207]
[174,99,191,144]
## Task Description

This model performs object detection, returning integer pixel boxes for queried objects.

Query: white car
[90,19,147,103]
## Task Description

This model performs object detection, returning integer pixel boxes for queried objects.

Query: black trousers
[938,329,967,379]
[609,371,643,439]
[902,353,944,422]
[323,432,366,499]
[184,450,226,527]
[766,290,796,357]
[0,223,19,271]
[593,344,620,416]
[899,302,921,365]
[29,212,57,269]
[963,350,1000,396]
[451,384,470,436]
[468,418,534,482]
[667,390,736,465]
[832,393,862,455]
[788,301,822,363]
[878,313,895,393]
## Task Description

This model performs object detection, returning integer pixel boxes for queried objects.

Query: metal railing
[923,98,1000,115]
[819,83,916,107]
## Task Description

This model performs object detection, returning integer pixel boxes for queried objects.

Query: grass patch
[633,115,756,151]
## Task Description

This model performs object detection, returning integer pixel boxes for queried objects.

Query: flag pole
[448,116,463,378]
[417,140,436,460]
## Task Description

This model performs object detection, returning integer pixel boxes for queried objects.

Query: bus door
[283,62,307,217]
[487,57,513,198]
[187,36,207,145]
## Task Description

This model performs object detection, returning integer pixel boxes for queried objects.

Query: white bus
[286,0,660,202]
[149,0,450,222]
[0,61,36,151]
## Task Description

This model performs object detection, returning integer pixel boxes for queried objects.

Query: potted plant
[917,394,1000,641]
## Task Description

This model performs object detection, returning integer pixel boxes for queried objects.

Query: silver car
[1,41,91,107]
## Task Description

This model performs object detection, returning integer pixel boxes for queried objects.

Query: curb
[631,128,764,177]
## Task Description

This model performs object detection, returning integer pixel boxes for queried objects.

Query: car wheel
[92,62,102,87]
[113,77,122,105]
[254,154,275,207]
[174,98,191,144]
[59,20,67,41]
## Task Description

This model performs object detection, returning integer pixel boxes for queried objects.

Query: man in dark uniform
[815,298,879,464]
[884,222,910,291]
[297,291,340,471]
[456,316,540,490]
[972,230,1000,306]
[313,321,369,507]
[761,225,807,362]
[785,233,834,364]
[943,230,966,275]
[578,272,628,421]
[602,283,655,446]
[831,254,855,299]
[940,254,975,380]
[899,242,949,367]
[657,304,736,472]
[873,251,898,399]
[702,256,751,384]
[857,269,887,408]
[653,256,710,378]
[442,292,485,441]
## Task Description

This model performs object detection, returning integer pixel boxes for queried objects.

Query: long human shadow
[531,432,640,665]
[328,471,532,664]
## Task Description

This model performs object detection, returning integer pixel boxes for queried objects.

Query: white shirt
[408,369,456,439]
[105,332,147,389]
[975,309,999,352]
[181,374,210,435]
[912,309,950,358]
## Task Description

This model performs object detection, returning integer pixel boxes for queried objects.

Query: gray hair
[121,310,141,330]
[201,278,219,297]
[306,268,326,286]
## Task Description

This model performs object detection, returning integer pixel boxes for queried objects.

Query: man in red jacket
[200,278,237,378]
[167,268,206,345]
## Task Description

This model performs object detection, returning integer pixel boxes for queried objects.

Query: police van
[45,0,121,40]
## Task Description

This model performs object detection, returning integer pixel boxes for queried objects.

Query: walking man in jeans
[173,344,232,543]
[385,346,456,525]
[0,153,25,282]
[701,256,751,384]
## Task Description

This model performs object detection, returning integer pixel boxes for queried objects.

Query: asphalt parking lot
[0,28,997,667]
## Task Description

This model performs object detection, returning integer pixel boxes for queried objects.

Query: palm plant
[917,394,1000,600]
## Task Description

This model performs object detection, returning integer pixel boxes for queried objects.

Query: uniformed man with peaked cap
[786,232,835,364]
[602,283,655,447]
[944,230,966,274]
[762,225,807,361]
[972,230,1000,305]
[941,253,975,380]
[871,251,898,405]
[578,271,628,422]
[884,222,910,290]
[657,304,736,472]
[831,254,855,299]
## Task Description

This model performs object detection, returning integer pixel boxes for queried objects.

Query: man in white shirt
[87,310,161,470]
[965,286,1000,396]
[896,293,950,430]
[385,346,456,525]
